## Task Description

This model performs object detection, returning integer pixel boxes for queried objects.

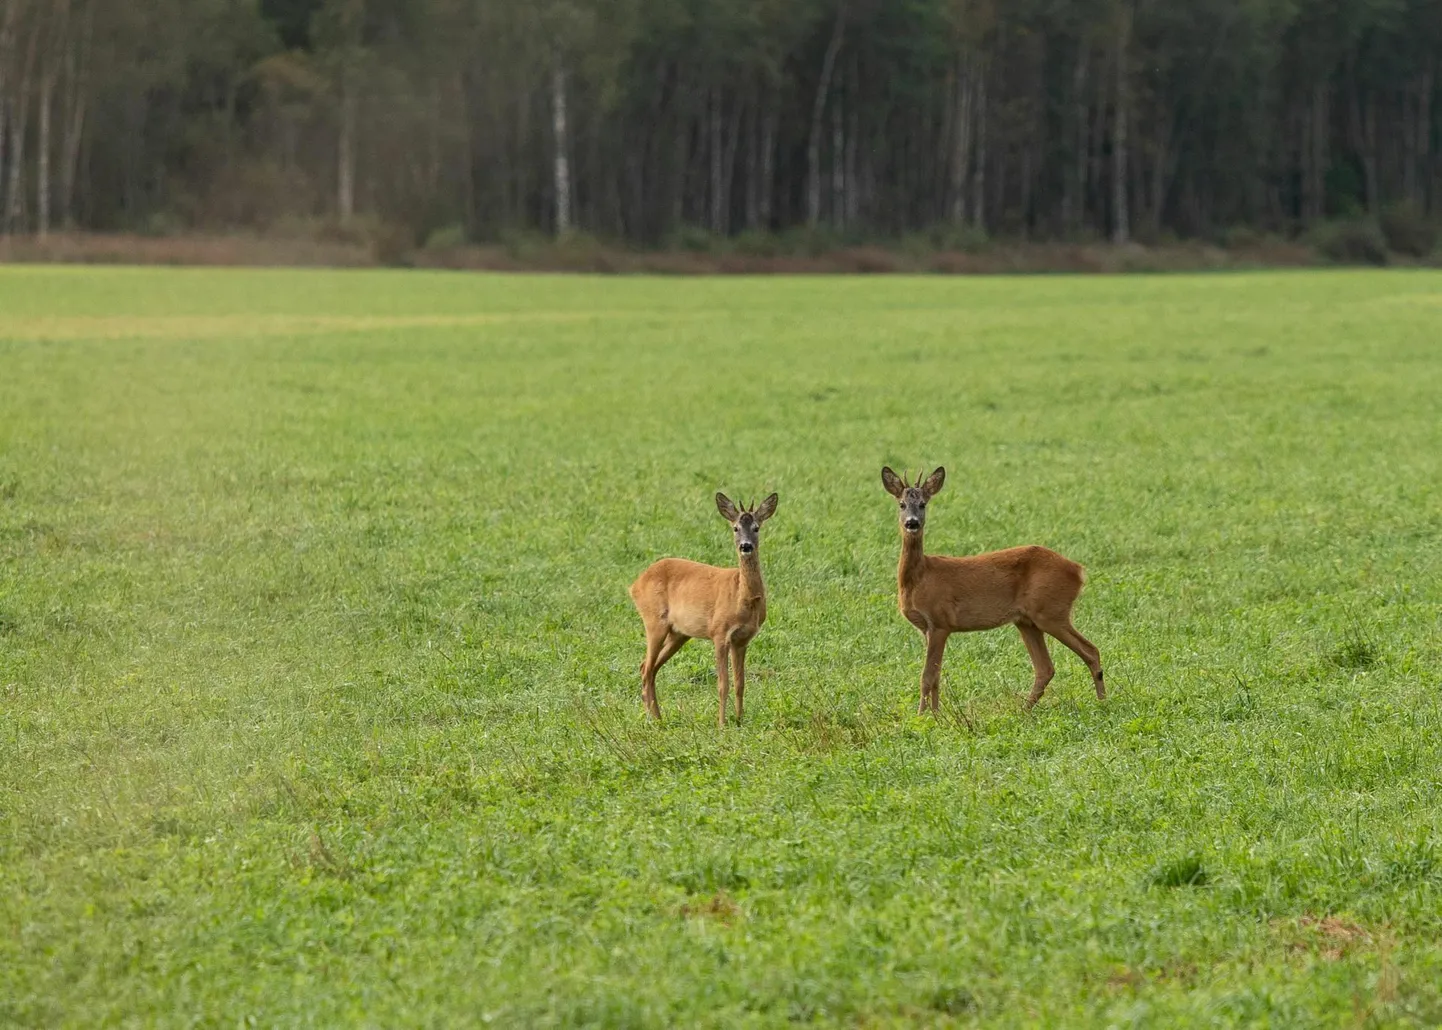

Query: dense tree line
[0,0,1438,245]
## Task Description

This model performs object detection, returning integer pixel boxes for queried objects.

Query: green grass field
[2,266,1441,1026]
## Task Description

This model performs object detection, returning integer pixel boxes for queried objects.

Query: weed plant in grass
[2,267,1442,1025]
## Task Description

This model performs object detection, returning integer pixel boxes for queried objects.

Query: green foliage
[1220,226,1264,249]
[1379,204,1440,258]
[3,268,1442,1024]
[731,228,784,257]
[1309,218,1389,266]
[666,224,726,253]
[906,223,991,253]
[422,222,468,250]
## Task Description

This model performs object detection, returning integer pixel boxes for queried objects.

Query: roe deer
[881,466,1104,712]
[628,492,778,728]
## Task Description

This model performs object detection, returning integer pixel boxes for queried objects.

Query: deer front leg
[714,638,731,730]
[731,641,748,725]
[920,629,949,715]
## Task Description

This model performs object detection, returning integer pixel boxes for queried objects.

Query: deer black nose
[739,542,754,553]
[903,518,920,531]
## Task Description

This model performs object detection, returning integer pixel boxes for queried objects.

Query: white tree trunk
[37,63,52,238]
[6,69,32,232]
[844,61,859,224]
[806,3,845,227]
[5,3,38,234]
[971,61,987,230]
[0,1,13,230]
[337,64,355,225]
[61,66,85,227]
[551,63,571,236]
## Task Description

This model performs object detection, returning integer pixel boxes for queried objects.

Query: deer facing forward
[629,492,778,728]
[882,466,1104,712]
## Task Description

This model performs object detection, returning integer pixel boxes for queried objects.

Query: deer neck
[898,529,926,589]
[737,550,766,605]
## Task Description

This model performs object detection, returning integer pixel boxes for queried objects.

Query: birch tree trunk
[970,60,987,230]
[552,63,571,235]
[337,63,356,225]
[0,3,11,225]
[37,59,52,238]
[806,2,845,226]
[60,10,89,230]
[844,58,859,224]
[6,18,39,234]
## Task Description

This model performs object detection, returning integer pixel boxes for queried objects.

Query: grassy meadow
[2,266,1441,1026]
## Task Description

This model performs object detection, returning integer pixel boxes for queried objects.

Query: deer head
[716,492,778,556]
[881,466,945,535]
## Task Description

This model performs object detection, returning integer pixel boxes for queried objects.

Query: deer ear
[715,492,740,522]
[754,493,778,524]
[881,466,905,497]
[921,466,946,498]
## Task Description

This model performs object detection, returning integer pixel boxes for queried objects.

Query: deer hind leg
[644,630,690,719]
[714,638,732,730]
[731,641,748,725]
[639,620,670,719]
[1015,620,1055,708]
[920,629,949,715]
[653,631,688,675]
[1038,618,1104,700]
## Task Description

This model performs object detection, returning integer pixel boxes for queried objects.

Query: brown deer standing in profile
[629,492,778,728]
[881,467,1104,712]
